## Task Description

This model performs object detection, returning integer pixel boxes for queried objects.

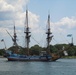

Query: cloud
[0,0,29,21]
[28,11,40,33]
[0,0,14,12]
[0,0,15,20]
[1,0,76,47]
[48,16,76,45]
[50,17,76,34]
[0,0,41,36]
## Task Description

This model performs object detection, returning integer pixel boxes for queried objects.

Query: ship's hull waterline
[7,55,52,61]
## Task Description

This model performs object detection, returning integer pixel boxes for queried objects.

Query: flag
[1,39,4,42]
[67,34,72,37]
[63,51,68,56]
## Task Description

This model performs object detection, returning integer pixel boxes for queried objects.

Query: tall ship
[5,9,72,61]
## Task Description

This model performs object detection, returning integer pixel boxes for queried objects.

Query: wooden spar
[45,14,74,61]
[46,14,53,54]
[13,22,17,46]
[24,9,31,55]
[6,23,17,46]
[45,14,60,61]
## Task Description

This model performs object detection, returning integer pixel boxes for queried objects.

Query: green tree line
[0,44,76,56]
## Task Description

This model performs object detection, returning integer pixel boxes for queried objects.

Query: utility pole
[71,35,73,46]
[67,34,73,46]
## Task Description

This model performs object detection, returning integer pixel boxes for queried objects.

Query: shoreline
[62,56,76,59]
[0,56,76,59]
[0,56,4,58]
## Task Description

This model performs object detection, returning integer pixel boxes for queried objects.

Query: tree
[30,45,42,55]
[0,49,5,56]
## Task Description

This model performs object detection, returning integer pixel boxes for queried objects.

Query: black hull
[8,58,51,61]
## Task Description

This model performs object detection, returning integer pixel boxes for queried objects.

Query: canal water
[0,58,76,75]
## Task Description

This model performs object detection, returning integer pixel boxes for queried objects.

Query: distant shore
[0,56,4,58]
[62,56,76,59]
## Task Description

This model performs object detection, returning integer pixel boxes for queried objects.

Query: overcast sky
[0,0,76,49]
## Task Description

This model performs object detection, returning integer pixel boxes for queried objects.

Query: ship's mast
[24,9,31,55]
[46,14,53,54]
[13,23,17,46]
[6,23,17,46]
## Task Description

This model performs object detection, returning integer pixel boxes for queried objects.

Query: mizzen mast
[6,22,17,46]
[13,23,17,46]
[24,9,31,55]
[46,14,53,54]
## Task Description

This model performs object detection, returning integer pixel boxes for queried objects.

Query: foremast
[46,14,53,54]
[24,9,31,55]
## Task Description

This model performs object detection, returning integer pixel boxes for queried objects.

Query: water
[0,58,76,75]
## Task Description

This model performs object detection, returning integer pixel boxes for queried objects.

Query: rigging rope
[59,33,69,44]
[31,34,40,46]
[52,37,59,44]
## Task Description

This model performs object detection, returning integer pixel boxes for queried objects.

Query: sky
[0,0,76,49]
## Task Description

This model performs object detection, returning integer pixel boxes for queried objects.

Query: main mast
[24,9,31,55]
[46,14,53,54]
